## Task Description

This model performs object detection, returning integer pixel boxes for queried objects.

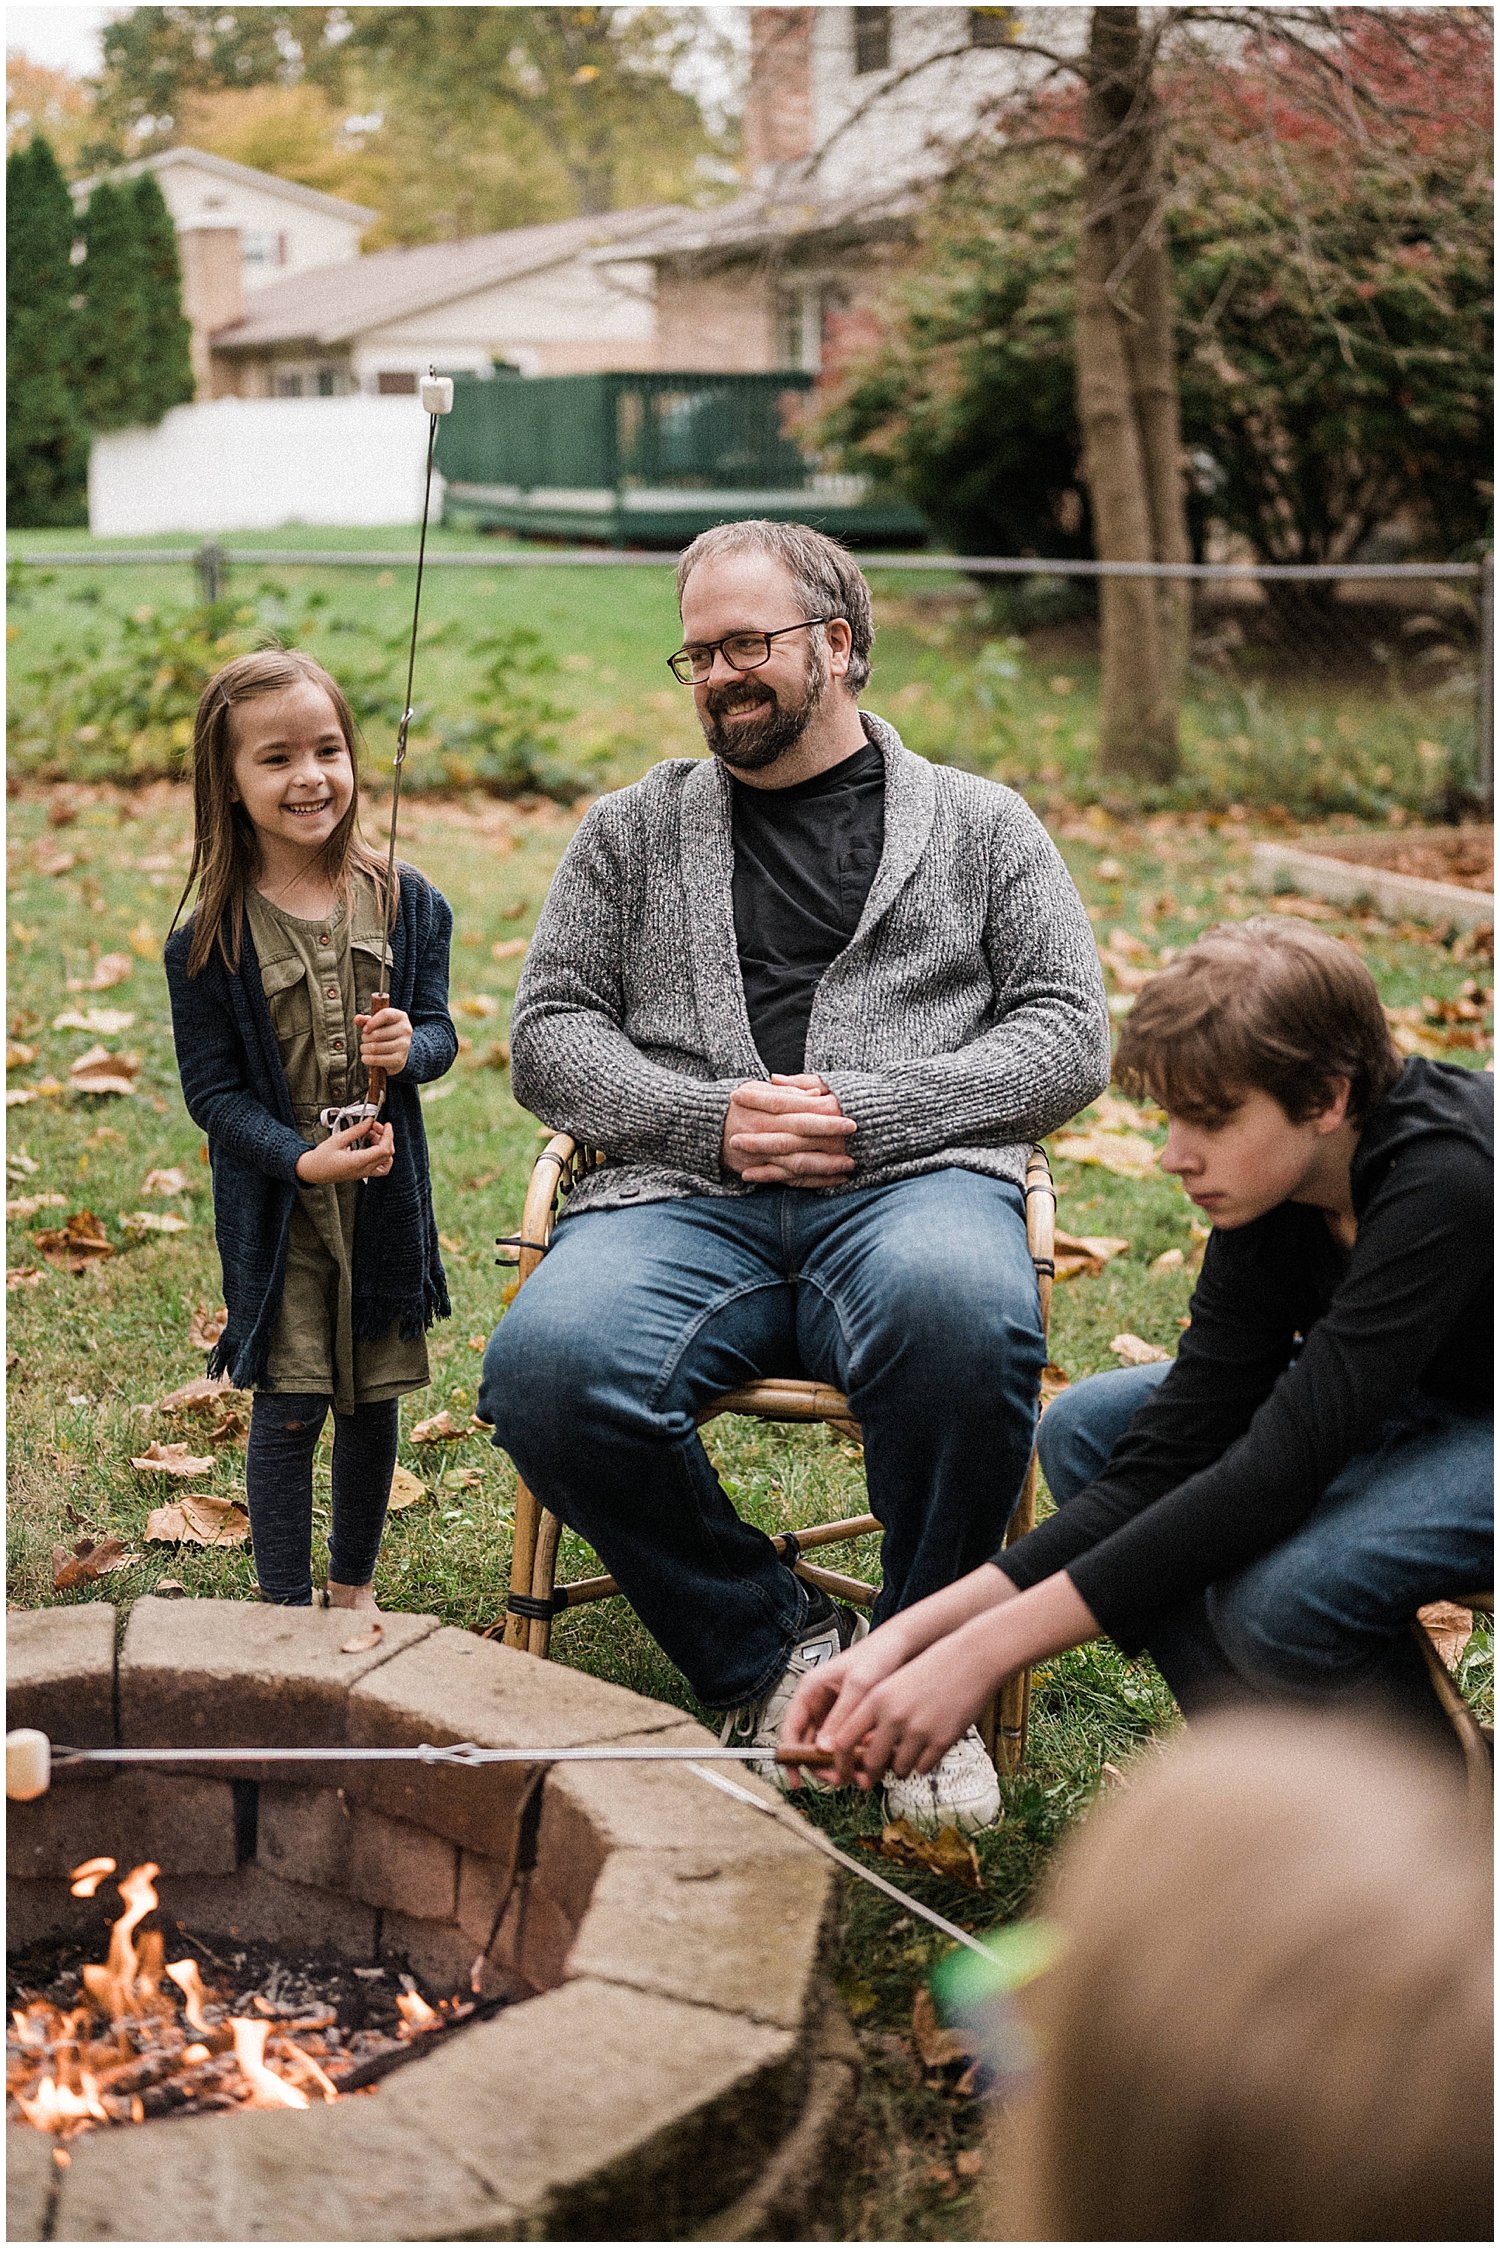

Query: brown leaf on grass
[7,1040,37,1069]
[387,1465,430,1511]
[127,922,158,959]
[864,1815,985,1890]
[68,1044,139,1097]
[491,938,529,961]
[187,1304,228,1353]
[1110,1333,1171,1367]
[67,953,133,992]
[1053,1228,1130,1280]
[7,1266,43,1288]
[120,1210,190,1237]
[144,1494,249,1546]
[410,1409,472,1445]
[1149,1248,1185,1273]
[1265,894,1341,922]
[1039,1361,1071,1404]
[131,1441,217,1478]
[339,1621,384,1653]
[51,1535,138,1591]
[53,1008,136,1036]
[440,1466,484,1493]
[209,1409,248,1446]
[1051,1129,1160,1180]
[1418,1600,1475,1673]
[1087,1093,1161,1132]
[7,1193,66,1219]
[151,1376,243,1419]
[32,840,78,877]
[477,1040,511,1071]
[911,1986,983,2070]
[142,1166,190,1196]
[154,1578,188,1598]
[34,1209,113,1273]
[5,1088,40,1108]
[456,993,499,1019]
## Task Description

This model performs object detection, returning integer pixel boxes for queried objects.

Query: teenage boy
[781,918,1493,1792]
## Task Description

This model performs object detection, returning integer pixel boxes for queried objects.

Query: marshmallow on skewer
[7,1728,51,1801]
[420,375,454,415]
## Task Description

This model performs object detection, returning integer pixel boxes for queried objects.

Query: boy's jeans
[1038,1363,1494,1724]
[480,1170,1044,1708]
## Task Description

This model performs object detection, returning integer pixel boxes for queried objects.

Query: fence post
[195,542,224,604]
[1477,549,1493,809]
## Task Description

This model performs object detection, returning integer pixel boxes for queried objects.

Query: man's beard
[700,654,825,772]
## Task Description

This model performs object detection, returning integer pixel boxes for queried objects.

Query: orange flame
[396,1990,441,2036]
[68,1856,117,1900]
[229,2019,310,2110]
[165,1959,211,2034]
[80,1862,161,2019]
[16,2073,108,2134]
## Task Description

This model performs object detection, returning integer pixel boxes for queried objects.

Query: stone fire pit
[7,1600,853,2241]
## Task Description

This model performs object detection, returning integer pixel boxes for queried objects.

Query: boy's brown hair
[1114,916,1402,1126]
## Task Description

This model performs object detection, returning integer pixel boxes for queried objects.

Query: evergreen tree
[131,173,195,414]
[6,135,90,527]
[78,177,150,431]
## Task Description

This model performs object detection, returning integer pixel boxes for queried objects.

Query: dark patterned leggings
[246,1392,399,1605]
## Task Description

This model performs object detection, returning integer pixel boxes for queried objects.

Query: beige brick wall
[745,9,814,173]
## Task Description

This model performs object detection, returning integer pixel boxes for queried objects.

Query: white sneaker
[883,1725,1002,1835]
[719,1600,869,1788]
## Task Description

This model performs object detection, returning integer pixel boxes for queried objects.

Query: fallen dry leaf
[119,1209,190,1237]
[410,1409,472,1445]
[1265,893,1341,922]
[151,1376,243,1420]
[456,993,499,1019]
[339,1621,384,1653]
[154,1578,188,1598]
[439,1466,484,1494]
[1053,1227,1131,1280]
[1088,1092,1160,1131]
[32,840,78,877]
[1418,1600,1475,1673]
[127,921,159,959]
[34,1209,113,1273]
[53,1008,136,1036]
[6,1088,39,1108]
[131,1441,217,1478]
[142,1166,190,1196]
[865,1816,985,1890]
[6,1193,67,1219]
[68,1044,139,1098]
[1149,1248,1185,1273]
[7,1266,43,1288]
[144,1494,250,1546]
[208,1409,248,1446]
[1051,1128,1160,1179]
[187,1304,228,1353]
[911,1986,983,2071]
[7,1040,37,1070]
[51,1535,138,1591]
[67,952,133,992]
[387,1464,430,1510]
[491,937,529,961]
[478,1040,511,1071]
[1039,1360,1071,1404]
[1110,1333,1171,1367]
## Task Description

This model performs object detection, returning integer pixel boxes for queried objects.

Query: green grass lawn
[7,732,1490,2231]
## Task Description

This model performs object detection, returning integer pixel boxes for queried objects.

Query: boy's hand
[296,1119,395,1183]
[356,1005,413,1076]
[781,1629,989,1789]
[779,1617,921,1786]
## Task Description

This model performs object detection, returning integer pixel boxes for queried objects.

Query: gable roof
[84,145,379,226]
[587,181,918,271]
[211,203,684,351]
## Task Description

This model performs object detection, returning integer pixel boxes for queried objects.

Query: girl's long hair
[171,649,395,976]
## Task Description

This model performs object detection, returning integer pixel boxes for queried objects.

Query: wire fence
[14,543,1492,804]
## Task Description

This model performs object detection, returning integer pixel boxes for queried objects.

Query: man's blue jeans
[480,1169,1044,1708]
[1037,1363,1494,1725]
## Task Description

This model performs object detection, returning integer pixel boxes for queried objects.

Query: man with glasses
[479,519,1108,1832]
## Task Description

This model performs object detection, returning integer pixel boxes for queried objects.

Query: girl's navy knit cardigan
[163,866,456,1389]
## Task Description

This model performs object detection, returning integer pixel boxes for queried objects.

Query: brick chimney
[744,10,814,181]
[175,227,245,399]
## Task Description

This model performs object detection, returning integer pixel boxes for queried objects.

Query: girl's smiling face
[228,679,354,856]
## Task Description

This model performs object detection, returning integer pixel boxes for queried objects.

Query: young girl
[164,649,456,1612]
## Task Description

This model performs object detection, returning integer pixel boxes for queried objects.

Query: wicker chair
[493,1140,1056,1775]
[1413,1592,1494,1798]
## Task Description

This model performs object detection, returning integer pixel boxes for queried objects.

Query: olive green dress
[246,875,429,1414]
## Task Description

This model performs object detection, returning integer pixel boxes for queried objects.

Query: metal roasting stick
[319,370,454,1140]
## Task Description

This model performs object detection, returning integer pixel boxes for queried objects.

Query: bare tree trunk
[1076,7,1191,779]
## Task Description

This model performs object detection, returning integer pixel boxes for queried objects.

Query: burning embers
[8,1857,461,2142]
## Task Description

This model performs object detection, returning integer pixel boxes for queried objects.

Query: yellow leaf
[120,1210,190,1235]
[145,1494,249,1546]
[128,922,159,959]
[1051,1129,1160,1179]
[387,1464,430,1510]
[67,952,132,992]
[865,1815,986,1890]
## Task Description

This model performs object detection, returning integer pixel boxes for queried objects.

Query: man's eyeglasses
[667,618,837,685]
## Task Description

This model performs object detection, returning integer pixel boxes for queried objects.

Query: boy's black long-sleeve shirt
[997,1059,1493,1653]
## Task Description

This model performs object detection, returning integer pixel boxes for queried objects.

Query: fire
[396,1990,441,2036]
[15,2074,107,2133]
[164,1959,210,2034]
[229,2020,310,2110]
[68,1857,116,1900]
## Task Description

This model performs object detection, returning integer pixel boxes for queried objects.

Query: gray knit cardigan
[510,713,1110,1215]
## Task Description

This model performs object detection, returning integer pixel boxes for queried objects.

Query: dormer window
[852,7,891,75]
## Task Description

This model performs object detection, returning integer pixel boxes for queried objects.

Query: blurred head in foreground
[991,1713,1492,2241]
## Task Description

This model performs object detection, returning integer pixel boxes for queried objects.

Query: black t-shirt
[730,735,886,1075]
[999,1058,1494,1652]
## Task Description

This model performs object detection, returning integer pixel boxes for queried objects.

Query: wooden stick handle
[772,1746,836,1769]
[363,990,390,1116]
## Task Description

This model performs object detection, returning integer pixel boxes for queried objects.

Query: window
[274,371,305,398]
[242,230,287,267]
[376,370,418,395]
[852,7,890,75]
[969,7,1011,47]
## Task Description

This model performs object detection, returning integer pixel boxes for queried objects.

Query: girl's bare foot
[326,1578,380,1613]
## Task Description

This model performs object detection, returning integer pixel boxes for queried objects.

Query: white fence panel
[89,397,437,537]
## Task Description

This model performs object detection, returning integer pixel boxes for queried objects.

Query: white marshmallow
[7,1728,50,1801]
[420,376,455,415]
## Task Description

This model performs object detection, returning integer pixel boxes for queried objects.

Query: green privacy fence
[435,370,929,546]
